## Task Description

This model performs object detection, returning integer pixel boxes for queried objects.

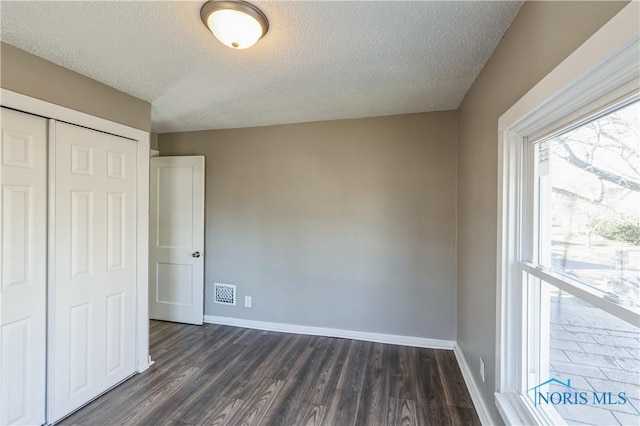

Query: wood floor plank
[226,378,284,425]
[371,342,385,371]
[59,321,481,426]
[149,320,172,340]
[176,346,259,424]
[157,420,194,426]
[134,342,250,425]
[355,340,391,425]
[414,348,452,426]
[109,366,202,425]
[162,344,249,424]
[336,340,371,392]
[389,346,417,400]
[355,366,390,426]
[435,350,475,409]
[198,397,244,426]
[303,338,350,406]
[262,347,329,425]
[383,342,399,371]
[150,332,212,369]
[300,404,326,426]
[160,421,194,426]
[322,388,361,426]
[269,333,315,380]
[233,327,260,345]
[388,398,418,426]
[447,405,482,426]
[63,359,201,425]
[151,322,204,353]
[220,334,281,399]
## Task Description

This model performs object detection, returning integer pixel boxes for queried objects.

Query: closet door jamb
[46,119,56,424]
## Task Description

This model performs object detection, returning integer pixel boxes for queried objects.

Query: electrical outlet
[245,296,252,308]
[479,357,485,382]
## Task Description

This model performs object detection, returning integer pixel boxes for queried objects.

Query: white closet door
[0,108,47,425]
[50,122,137,422]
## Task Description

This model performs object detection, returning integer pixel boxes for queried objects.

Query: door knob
[192,251,201,258]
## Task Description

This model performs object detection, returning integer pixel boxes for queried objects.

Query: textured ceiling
[0,1,522,133]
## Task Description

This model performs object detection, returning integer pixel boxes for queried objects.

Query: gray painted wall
[159,111,458,340]
[1,42,151,132]
[456,1,628,423]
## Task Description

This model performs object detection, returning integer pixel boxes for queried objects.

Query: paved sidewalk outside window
[549,293,640,425]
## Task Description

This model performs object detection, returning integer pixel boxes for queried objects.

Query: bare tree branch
[553,187,598,204]
[556,140,640,191]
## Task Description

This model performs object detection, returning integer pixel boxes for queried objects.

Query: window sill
[495,392,567,426]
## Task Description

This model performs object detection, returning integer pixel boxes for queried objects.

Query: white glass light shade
[201,1,269,50]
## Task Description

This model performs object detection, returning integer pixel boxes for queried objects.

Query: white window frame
[495,3,640,425]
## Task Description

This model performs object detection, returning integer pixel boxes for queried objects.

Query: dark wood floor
[60,320,480,426]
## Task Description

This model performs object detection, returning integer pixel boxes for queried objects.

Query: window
[523,101,639,425]
[495,4,639,425]
[534,102,639,308]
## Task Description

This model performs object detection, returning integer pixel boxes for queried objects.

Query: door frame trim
[0,90,151,381]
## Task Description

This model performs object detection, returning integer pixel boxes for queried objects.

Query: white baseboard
[203,315,455,350]
[453,344,499,426]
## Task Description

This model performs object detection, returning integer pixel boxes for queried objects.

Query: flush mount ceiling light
[200,0,269,49]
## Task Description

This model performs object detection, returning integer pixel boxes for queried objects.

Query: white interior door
[0,107,47,425]
[50,122,137,422]
[149,156,204,325]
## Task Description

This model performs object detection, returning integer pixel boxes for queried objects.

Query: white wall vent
[214,283,236,305]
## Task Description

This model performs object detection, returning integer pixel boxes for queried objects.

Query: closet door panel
[0,108,47,426]
[51,122,137,422]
